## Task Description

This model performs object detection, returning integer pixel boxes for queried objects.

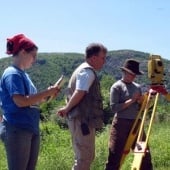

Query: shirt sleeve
[110,85,124,112]
[76,68,95,92]
[5,74,25,97]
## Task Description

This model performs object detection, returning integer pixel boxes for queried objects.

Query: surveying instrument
[119,55,170,170]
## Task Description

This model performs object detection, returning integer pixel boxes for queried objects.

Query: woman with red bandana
[0,34,59,170]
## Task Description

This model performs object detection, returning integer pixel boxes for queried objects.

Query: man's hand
[132,92,141,103]
[57,90,86,117]
[57,107,69,117]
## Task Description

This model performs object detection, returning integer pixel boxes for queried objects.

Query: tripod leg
[131,93,159,170]
[119,93,148,168]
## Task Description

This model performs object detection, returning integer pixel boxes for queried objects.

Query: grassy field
[0,122,169,170]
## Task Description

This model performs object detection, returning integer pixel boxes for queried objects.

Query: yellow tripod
[131,91,159,170]
[119,90,158,169]
[119,92,148,166]
[119,89,159,170]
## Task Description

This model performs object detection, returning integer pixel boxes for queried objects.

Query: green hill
[1,50,170,91]
[1,50,170,122]
[0,52,84,91]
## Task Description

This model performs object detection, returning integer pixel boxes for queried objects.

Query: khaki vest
[66,62,103,129]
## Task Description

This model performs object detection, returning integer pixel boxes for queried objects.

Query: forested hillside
[1,50,170,122]
[1,50,170,91]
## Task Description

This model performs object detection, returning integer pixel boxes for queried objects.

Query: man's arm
[110,86,141,113]
[57,68,95,117]
[57,90,86,117]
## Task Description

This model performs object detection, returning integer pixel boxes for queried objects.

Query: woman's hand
[46,85,60,101]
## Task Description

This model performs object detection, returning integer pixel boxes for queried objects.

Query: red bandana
[6,34,36,55]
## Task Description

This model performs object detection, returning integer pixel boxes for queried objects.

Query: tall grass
[0,122,169,170]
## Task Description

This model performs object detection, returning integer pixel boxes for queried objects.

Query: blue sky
[0,0,170,59]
